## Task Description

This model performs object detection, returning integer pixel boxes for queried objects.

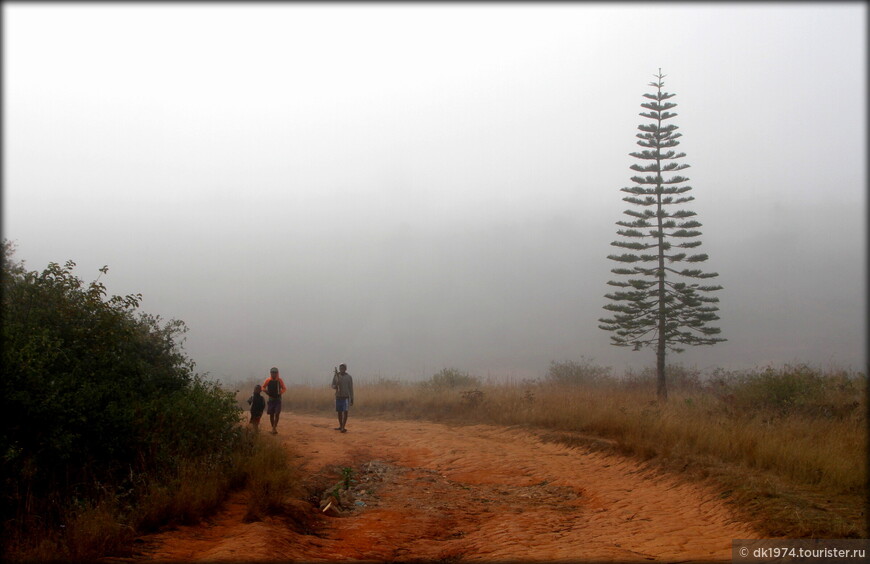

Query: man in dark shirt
[331,363,354,433]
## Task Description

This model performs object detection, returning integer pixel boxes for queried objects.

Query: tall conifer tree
[599,70,724,400]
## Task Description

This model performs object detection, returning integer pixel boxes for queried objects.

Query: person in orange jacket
[262,367,287,434]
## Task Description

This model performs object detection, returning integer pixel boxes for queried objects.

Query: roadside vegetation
[276,359,867,538]
[4,239,863,558]
[1,242,299,562]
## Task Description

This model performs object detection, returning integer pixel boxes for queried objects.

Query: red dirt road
[131,414,760,562]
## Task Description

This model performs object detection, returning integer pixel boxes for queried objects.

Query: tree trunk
[654,73,668,402]
[656,336,667,400]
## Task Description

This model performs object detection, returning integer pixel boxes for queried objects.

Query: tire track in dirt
[129,414,760,562]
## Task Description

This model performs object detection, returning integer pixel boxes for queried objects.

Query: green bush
[546,357,612,386]
[710,364,866,418]
[0,241,244,557]
[733,364,824,410]
[424,367,480,389]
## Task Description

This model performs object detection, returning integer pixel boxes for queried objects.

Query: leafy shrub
[424,368,480,389]
[460,389,485,407]
[712,364,865,417]
[733,365,824,410]
[546,357,612,386]
[0,242,244,558]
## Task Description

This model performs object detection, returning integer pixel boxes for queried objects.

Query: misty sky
[4,2,866,384]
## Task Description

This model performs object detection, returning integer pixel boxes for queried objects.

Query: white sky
[3,2,866,384]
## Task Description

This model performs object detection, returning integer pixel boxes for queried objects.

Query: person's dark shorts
[267,398,282,415]
[250,414,262,424]
[335,397,349,412]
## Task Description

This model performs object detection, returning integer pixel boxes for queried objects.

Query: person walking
[331,363,354,433]
[262,367,286,434]
[247,384,266,431]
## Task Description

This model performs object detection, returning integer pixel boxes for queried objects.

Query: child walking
[247,384,266,431]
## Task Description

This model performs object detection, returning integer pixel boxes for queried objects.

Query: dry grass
[3,497,136,563]
[276,364,867,537]
[3,422,302,563]
[241,430,303,521]
[134,456,238,532]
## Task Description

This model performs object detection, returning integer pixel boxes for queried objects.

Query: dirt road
[132,414,759,562]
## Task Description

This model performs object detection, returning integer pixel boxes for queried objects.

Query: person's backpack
[266,378,281,399]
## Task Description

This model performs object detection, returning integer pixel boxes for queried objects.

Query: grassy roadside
[4,424,300,562]
[271,364,867,538]
[1,247,309,562]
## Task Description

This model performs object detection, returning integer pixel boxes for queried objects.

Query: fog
[4,3,866,384]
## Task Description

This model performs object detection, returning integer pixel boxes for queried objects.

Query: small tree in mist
[546,358,612,386]
[599,70,724,400]
[425,368,480,389]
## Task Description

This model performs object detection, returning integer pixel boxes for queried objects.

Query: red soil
[125,414,760,562]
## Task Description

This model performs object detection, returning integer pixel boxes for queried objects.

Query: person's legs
[267,399,280,433]
[335,398,349,431]
[272,401,281,433]
[339,410,348,431]
[335,397,347,430]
